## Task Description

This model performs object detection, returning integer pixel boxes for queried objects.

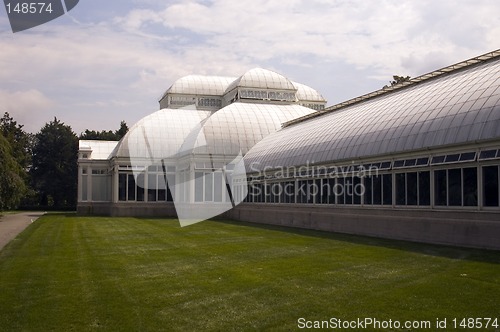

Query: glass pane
[434,170,447,206]
[328,179,335,204]
[136,173,145,202]
[364,176,372,205]
[214,172,223,202]
[337,178,345,204]
[463,167,478,206]
[396,173,406,205]
[483,166,499,207]
[479,149,497,159]
[127,174,136,201]
[353,177,361,204]
[118,174,126,201]
[382,174,392,205]
[459,152,476,162]
[195,172,203,202]
[205,173,213,202]
[445,154,460,163]
[82,175,88,201]
[148,174,157,202]
[373,175,382,205]
[448,168,462,206]
[407,172,418,205]
[431,155,445,164]
[418,171,431,205]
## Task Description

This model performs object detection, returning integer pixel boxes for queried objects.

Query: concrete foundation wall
[77,202,177,218]
[224,204,500,250]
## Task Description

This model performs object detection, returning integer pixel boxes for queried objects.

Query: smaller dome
[225,68,297,93]
[162,75,236,99]
[293,82,326,102]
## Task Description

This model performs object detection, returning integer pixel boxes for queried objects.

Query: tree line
[0,112,128,211]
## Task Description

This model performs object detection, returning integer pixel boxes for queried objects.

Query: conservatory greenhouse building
[78,51,500,249]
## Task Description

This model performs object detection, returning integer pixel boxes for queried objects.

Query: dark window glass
[448,168,462,206]
[319,179,328,204]
[337,178,345,204]
[479,150,497,160]
[265,184,271,203]
[405,159,417,167]
[373,175,382,205]
[382,174,392,205]
[345,178,353,204]
[288,181,296,204]
[416,157,429,166]
[394,160,405,168]
[280,182,287,203]
[396,173,406,205]
[380,161,392,169]
[307,180,315,204]
[445,154,460,163]
[353,177,361,204]
[432,155,446,164]
[483,166,499,207]
[418,171,431,205]
[364,176,373,205]
[434,170,447,206]
[298,180,307,204]
[459,152,476,162]
[136,173,145,202]
[127,174,136,201]
[407,172,418,205]
[463,167,478,206]
[328,179,336,204]
[118,174,127,201]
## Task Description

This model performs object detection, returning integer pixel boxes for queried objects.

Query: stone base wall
[224,204,500,250]
[77,202,177,218]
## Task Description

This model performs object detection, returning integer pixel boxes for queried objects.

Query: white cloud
[0,89,55,132]
[0,0,498,133]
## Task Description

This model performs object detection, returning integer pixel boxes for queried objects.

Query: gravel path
[0,212,45,251]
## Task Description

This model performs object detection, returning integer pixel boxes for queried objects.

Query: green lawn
[0,214,499,331]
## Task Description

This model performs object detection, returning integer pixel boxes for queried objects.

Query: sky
[0,0,499,134]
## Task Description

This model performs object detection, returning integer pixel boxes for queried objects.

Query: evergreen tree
[115,121,129,140]
[31,118,78,208]
[79,121,129,141]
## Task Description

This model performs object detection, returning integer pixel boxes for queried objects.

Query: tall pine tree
[31,118,78,208]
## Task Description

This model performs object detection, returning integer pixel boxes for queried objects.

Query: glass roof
[225,68,296,93]
[112,103,315,165]
[162,75,236,98]
[182,103,316,159]
[113,107,212,161]
[293,82,326,102]
[79,140,119,160]
[244,58,500,170]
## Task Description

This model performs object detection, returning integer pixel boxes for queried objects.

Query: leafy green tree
[0,112,33,171]
[79,120,129,141]
[0,133,26,210]
[31,118,78,208]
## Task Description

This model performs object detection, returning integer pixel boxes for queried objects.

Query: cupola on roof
[225,68,297,93]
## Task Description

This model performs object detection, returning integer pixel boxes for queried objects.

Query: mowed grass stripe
[0,214,499,331]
